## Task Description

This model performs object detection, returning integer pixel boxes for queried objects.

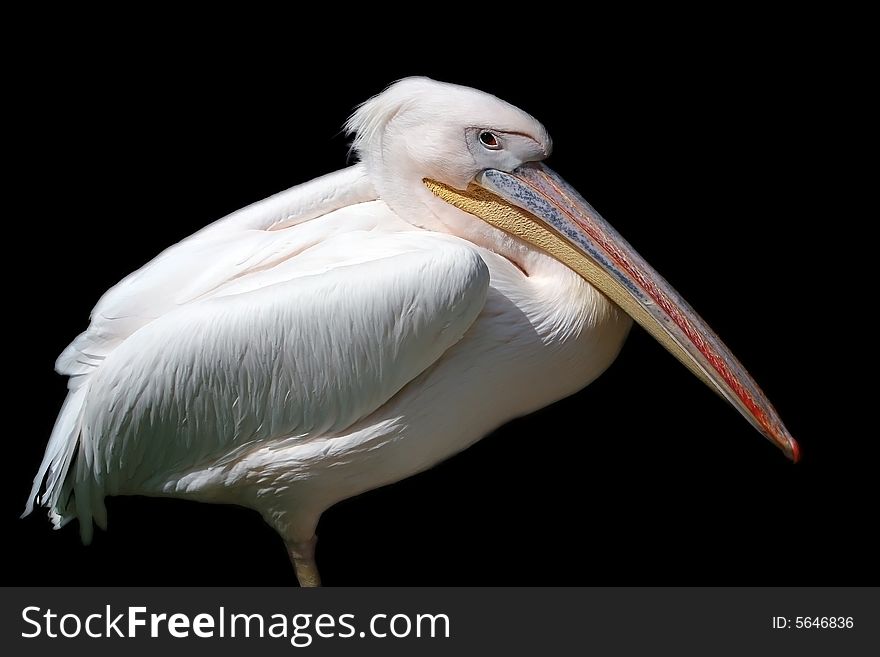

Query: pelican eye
[479,131,501,150]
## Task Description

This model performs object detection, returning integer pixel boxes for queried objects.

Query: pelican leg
[287,536,321,587]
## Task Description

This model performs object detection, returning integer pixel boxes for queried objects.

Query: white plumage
[26,77,797,585]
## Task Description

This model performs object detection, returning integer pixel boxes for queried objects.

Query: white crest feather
[343,77,433,160]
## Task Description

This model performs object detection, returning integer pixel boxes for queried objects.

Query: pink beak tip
[788,437,801,464]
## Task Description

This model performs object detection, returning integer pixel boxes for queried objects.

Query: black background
[6,18,871,586]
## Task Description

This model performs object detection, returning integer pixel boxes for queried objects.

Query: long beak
[424,162,799,461]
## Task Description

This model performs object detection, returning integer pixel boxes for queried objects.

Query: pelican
[25,77,798,586]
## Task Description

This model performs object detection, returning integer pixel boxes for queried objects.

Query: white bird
[25,77,798,586]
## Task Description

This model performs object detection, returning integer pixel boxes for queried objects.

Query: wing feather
[84,232,488,514]
[56,165,376,381]
[33,205,489,540]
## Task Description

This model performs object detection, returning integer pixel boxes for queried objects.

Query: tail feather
[23,385,89,533]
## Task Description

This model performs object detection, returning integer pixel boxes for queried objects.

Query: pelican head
[347,77,798,461]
